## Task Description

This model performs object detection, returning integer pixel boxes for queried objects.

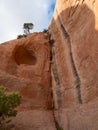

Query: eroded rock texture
[0,32,52,110]
[49,0,98,129]
[0,32,57,130]
[0,0,98,130]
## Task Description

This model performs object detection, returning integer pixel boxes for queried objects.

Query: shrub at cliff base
[0,86,21,130]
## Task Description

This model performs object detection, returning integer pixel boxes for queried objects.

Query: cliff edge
[0,0,98,130]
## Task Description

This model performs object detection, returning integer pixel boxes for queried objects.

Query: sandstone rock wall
[49,0,98,129]
[50,0,98,108]
[0,32,52,110]
[0,0,98,129]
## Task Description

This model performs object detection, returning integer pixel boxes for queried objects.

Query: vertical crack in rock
[47,32,63,130]
[69,0,80,17]
[82,0,85,4]
[52,48,62,108]
[49,32,62,108]
[51,90,63,130]
[43,30,62,108]
[57,14,82,104]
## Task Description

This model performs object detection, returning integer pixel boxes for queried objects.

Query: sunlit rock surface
[49,0,98,129]
[0,0,98,129]
[0,32,52,110]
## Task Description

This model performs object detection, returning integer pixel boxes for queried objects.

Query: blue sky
[0,0,55,43]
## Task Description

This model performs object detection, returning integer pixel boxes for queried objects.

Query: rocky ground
[10,110,56,130]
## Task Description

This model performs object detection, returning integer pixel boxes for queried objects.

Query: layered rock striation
[0,0,98,130]
[49,0,98,129]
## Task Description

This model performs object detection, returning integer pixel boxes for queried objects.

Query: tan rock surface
[49,0,98,129]
[0,0,98,130]
[11,110,56,130]
[0,32,56,130]
[0,32,52,110]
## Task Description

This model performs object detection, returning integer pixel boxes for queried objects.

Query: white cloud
[0,0,55,43]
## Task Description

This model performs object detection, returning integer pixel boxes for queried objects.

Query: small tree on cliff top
[17,23,34,39]
[23,23,34,35]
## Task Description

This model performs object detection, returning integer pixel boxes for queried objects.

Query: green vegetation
[17,23,34,39]
[17,34,27,39]
[43,29,48,33]
[23,23,34,35]
[0,86,21,130]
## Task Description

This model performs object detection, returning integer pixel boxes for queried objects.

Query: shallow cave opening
[14,46,37,65]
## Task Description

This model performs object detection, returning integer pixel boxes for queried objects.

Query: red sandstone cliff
[0,33,56,130]
[49,0,98,129]
[0,0,98,130]
[0,32,52,110]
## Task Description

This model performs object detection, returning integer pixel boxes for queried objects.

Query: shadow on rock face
[50,2,98,130]
[51,3,98,108]
[14,45,37,65]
